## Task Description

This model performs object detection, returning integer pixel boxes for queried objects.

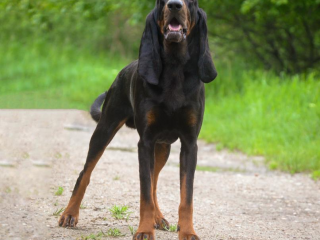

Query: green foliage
[110,205,131,220]
[0,40,128,109]
[268,161,278,171]
[80,203,87,209]
[312,171,320,181]
[1,0,319,73]
[0,0,148,56]
[1,40,319,174]
[55,186,64,196]
[196,165,244,173]
[52,208,65,216]
[201,60,320,174]
[202,0,320,73]
[164,224,178,232]
[80,229,124,239]
[80,231,105,240]
[106,228,124,237]
[4,187,12,193]
[128,226,136,236]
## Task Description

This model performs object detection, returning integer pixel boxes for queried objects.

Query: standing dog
[59,0,217,239]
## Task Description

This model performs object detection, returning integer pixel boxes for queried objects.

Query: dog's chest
[161,82,185,110]
[147,100,198,134]
[159,69,194,110]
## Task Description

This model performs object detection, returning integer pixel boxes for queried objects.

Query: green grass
[1,40,319,176]
[80,203,87,209]
[80,229,124,239]
[164,224,178,232]
[0,40,129,110]
[54,187,64,196]
[106,228,125,237]
[201,69,320,175]
[113,176,120,181]
[312,171,320,181]
[80,232,105,240]
[128,226,136,236]
[110,205,132,220]
[52,208,64,216]
[196,165,245,173]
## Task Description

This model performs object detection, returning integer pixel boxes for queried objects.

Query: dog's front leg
[133,139,156,240]
[178,141,200,240]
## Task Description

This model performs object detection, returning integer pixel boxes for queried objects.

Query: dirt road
[0,110,319,240]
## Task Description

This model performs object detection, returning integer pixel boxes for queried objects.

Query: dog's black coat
[60,1,217,239]
[92,7,217,134]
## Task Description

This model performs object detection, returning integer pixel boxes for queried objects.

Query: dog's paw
[58,210,79,228]
[179,233,200,240]
[154,217,170,231]
[133,232,155,240]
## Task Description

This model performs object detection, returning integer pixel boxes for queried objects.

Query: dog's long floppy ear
[138,10,162,85]
[197,9,217,83]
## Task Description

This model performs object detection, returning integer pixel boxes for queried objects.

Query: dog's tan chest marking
[146,110,157,126]
[187,110,197,127]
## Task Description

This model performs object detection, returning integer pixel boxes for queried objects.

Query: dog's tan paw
[155,217,170,230]
[58,209,79,228]
[133,232,155,240]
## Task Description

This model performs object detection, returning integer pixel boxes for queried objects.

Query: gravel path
[0,110,319,240]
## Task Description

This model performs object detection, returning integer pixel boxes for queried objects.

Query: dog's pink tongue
[169,23,181,31]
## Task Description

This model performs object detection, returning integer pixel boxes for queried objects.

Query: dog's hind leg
[59,90,129,228]
[153,143,171,230]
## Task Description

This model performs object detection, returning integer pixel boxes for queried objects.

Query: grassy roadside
[0,41,129,110]
[1,42,319,177]
[201,72,320,175]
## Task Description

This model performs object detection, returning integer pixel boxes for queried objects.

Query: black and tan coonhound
[59,0,217,239]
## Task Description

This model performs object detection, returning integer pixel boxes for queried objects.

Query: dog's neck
[162,40,190,66]
[156,40,190,110]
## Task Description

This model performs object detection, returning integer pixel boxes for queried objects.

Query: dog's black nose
[167,0,183,11]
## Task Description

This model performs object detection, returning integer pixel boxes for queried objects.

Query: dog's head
[138,0,217,85]
[157,0,197,43]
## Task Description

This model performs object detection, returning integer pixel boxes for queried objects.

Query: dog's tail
[90,92,107,123]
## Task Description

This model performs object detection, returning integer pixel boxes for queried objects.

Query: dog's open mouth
[164,18,187,42]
